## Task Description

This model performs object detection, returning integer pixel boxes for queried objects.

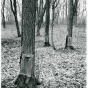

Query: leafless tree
[44,0,51,46]
[65,0,74,50]
[10,0,21,37]
[15,0,41,87]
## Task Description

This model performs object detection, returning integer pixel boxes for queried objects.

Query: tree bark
[10,0,21,37]
[73,0,78,25]
[14,14,21,37]
[65,0,74,50]
[63,2,65,22]
[36,0,38,25]
[65,0,67,18]
[44,0,50,46]
[15,0,41,88]
[51,0,56,50]
[2,0,6,28]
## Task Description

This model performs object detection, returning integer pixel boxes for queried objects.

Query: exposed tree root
[15,74,42,88]
[65,46,75,50]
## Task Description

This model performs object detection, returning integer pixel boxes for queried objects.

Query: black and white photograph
[1,0,87,88]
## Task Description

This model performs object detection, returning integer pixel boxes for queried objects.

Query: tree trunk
[73,0,78,25]
[10,0,21,37]
[65,0,67,18]
[15,0,41,88]
[36,0,42,36]
[65,0,74,50]
[14,14,21,37]
[36,0,38,25]
[36,0,45,36]
[63,5,65,22]
[36,25,41,36]
[51,0,56,50]
[2,0,6,28]
[44,0,50,46]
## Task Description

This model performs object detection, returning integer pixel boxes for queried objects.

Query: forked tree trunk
[36,1,45,36]
[65,0,74,49]
[15,0,41,88]
[10,0,21,37]
[2,0,6,28]
[44,0,50,46]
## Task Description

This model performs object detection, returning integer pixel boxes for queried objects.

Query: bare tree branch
[77,8,86,16]
[10,0,15,14]
[54,0,59,9]
[53,0,57,4]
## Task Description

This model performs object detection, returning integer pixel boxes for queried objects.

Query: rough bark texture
[15,0,41,88]
[2,0,6,28]
[65,0,74,50]
[10,0,21,37]
[44,0,50,46]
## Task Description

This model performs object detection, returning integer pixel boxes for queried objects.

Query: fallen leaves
[1,25,86,88]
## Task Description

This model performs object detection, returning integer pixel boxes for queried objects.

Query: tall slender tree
[2,0,6,28]
[10,0,21,37]
[63,0,65,21]
[65,0,67,18]
[65,0,74,49]
[36,0,43,36]
[36,0,38,25]
[15,0,41,88]
[51,0,59,50]
[51,0,55,50]
[73,0,78,25]
[44,0,50,46]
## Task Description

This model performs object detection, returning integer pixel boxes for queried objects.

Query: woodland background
[1,0,86,88]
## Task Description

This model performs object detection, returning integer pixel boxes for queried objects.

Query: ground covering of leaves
[1,24,86,88]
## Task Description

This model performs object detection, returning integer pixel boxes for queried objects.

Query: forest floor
[1,24,86,88]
